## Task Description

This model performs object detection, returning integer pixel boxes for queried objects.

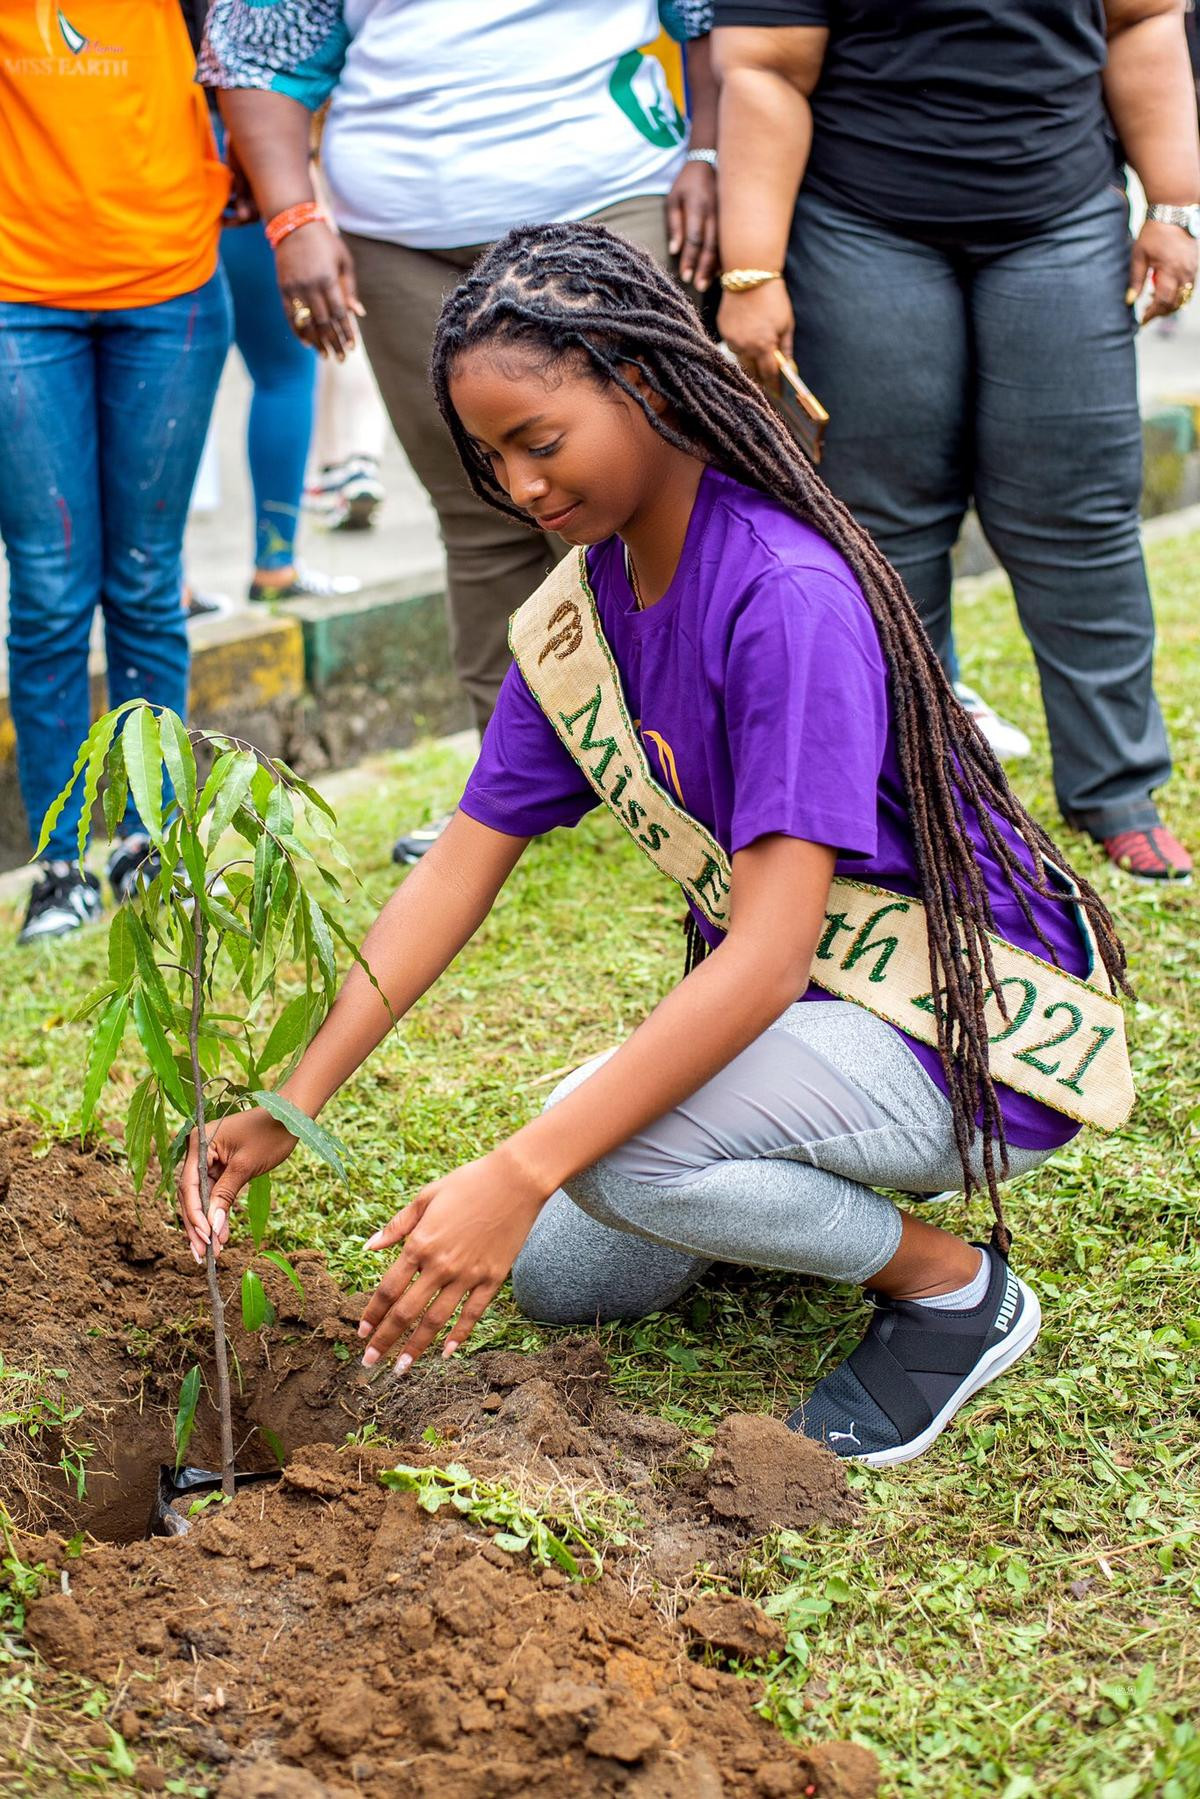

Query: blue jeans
[0,272,231,858]
[215,115,317,574]
[787,184,1171,837]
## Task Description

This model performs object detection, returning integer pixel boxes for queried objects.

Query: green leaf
[251,1090,347,1181]
[125,907,173,1016]
[264,781,294,840]
[174,1365,202,1473]
[272,759,336,822]
[323,911,391,1015]
[80,991,130,1136]
[131,987,191,1118]
[125,1075,157,1195]
[258,1425,286,1468]
[246,1173,271,1250]
[34,710,110,859]
[540,1530,581,1579]
[251,825,280,940]
[122,706,165,849]
[103,1728,138,1780]
[158,708,196,822]
[179,823,207,903]
[492,1531,531,1554]
[196,748,237,819]
[102,732,128,840]
[107,908,137,988]
[240,1268,275,1332]
[71,982,120,1024]
[259,994,317,1074]
[206,750,258,851]
[303,891,337,1004]
[199,891,252,941]
[76,709,122,867]
[261,1248,305,1299]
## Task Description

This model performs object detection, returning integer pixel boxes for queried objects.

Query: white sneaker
[304,457,385,532]
[953,682,1032,762]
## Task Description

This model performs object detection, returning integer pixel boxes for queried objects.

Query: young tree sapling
[41,703,379,1496]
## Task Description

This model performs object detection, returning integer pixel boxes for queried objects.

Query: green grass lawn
[1,537,1197,1797]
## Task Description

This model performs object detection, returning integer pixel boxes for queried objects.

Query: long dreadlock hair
[430,221,1130,1249]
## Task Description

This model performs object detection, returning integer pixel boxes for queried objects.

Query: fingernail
[211,1209,226,1237]
[357,1320,371,1338]
[442,1340,458,1360]
[394,1354,412,1375]
[191,1245,203,1265]
[364,1231,383,1250]
[1124,287,1138,306]
[362,1347,380,1368]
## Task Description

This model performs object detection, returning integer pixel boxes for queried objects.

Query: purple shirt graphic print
[460,466,1087,1149]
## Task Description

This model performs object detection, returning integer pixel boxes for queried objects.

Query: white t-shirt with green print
[323,0,691,249]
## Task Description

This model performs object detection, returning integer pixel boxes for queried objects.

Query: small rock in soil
[705,1413,857,1535]
[680,1592,786,1662]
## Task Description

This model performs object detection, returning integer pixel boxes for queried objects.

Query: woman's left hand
[1127,219,1198,323]
[356,1151,547,1372]
[666,161,719,293]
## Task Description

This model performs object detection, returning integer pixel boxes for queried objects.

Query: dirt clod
[22,1594,95,1673]
[705,1413,856,1535]
[681,1592,786,1661]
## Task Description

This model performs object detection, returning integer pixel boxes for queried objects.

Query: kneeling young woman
[181,224,1133,1467]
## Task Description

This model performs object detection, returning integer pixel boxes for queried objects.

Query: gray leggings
[512,1002,1051,1326]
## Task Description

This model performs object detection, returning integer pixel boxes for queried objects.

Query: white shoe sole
[855,1277,1042,1468]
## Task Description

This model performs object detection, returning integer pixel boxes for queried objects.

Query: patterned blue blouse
[199,1,713,108]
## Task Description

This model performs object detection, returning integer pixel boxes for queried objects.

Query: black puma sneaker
[788,1243,1040,1467]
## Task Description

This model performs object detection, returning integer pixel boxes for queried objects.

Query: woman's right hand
[178,1109,298,1262]
[717,282,795,391]
[273,222,364,361]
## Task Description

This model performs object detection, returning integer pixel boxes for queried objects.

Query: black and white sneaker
[18,862,102,945]
[108,834,162,904]
[788,1243,1041,1467]
[392,810,454,865]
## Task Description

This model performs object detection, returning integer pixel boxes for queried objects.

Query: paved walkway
[1,303,1198,638]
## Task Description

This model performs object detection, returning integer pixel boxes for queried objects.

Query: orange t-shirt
[0,1,230,309]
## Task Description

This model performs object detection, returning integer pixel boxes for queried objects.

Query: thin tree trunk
[188,902,236,1497]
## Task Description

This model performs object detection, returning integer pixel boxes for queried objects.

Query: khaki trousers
[343,193,670,732]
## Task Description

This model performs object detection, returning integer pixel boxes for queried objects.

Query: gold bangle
[719,268,783,293]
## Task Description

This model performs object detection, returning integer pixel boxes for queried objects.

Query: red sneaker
[1102,825,1193,884]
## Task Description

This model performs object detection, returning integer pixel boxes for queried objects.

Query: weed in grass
[379,1461,633,1579]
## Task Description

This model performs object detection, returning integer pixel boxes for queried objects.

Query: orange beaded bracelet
[265,201,326,250]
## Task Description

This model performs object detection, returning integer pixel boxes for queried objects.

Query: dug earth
[2,1130,880,1798]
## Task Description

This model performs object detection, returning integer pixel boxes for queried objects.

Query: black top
[712,0,1122,232]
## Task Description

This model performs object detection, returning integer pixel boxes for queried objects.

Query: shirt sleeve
[711,1,830,24]
[198,0,350,111]
[458,663,599,839]
[659,1,716,39]
[724,569,887,859]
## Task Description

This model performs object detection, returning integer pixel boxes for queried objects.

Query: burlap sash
[510,549,1134,1132]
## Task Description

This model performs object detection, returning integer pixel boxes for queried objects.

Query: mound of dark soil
[2,1128,877,1797]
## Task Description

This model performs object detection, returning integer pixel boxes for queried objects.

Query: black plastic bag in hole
[150,1465,282,1538]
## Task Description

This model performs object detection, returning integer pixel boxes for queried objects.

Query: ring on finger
[290,300,313,327]
[1177,282,1195,309]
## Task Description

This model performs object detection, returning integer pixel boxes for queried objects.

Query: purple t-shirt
[461,466,1085,1150]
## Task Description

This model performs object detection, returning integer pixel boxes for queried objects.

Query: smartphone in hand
[772,350,829,466]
